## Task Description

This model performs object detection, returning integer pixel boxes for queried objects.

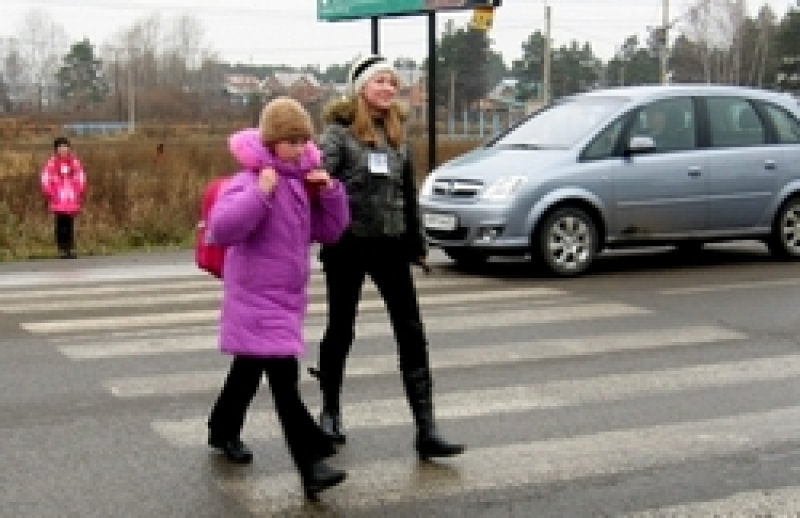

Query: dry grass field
[0,125,479,261]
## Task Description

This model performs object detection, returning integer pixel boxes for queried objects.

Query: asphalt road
[2,243,799,517]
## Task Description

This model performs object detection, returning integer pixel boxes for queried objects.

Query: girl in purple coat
[206,97,350,500]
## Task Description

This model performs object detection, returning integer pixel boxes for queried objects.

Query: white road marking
[214,406,800,514]
[150,349,800,451]
[21,286,571,334]
[659,277,800,295]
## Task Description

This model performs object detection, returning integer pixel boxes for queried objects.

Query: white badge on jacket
[368,152,390,176]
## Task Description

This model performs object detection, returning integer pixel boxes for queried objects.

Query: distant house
[223,74,263,104]
[478,78,526,113]
[395,66,427,119]
[263,72,324,105]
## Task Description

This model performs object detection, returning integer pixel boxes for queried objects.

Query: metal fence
[62,122,131,136]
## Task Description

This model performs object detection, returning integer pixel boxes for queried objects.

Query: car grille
[431,179,483,199]
[425,227,469,241]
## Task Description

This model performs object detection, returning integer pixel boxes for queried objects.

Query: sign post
[318,1,497,21]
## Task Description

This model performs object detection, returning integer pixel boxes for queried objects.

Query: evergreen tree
[434,20,492,113]
[56,39,108,111]
[511,30,547,101]
[774,7,800,92]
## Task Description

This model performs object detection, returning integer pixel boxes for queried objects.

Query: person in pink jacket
[40,137,86,259]
[206,97,350,501]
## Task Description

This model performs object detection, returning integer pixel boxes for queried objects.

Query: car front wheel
[767,196,800,259]
[534,207,598,277]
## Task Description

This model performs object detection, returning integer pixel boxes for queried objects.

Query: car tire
[443,248,487,268]
[767,196,800,260]
[533,206,598,277]
[672,241,705,256]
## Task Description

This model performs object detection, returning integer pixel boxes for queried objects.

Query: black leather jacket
[319,99,426,260]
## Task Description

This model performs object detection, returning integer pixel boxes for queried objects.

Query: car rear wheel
[443,248,487,268]
[767,196,800,259]
[534,206,598,277]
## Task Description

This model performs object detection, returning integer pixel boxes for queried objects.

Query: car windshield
[493,96,628,149]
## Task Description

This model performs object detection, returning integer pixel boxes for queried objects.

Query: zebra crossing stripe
[1,275,508,312]
[0,278,219,302]
[660,277,800,295]
[109,325,742,397]
[21,286,571,334]
[61,300,643,361]
[151,349,800,451]
[622,486,800,516]
[213,406,800,515]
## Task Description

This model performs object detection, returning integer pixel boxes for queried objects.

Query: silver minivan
[419,85,800,276]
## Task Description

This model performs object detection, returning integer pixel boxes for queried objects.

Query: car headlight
[420,174,435,197]
[480,176,527,201]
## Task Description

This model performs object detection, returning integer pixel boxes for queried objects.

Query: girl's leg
[55,214,70,256]
[208,356,264,441]
[265,357,344,499]
[64,215,75,255]
[369,244,464,460]
[265,357,334,467]
[315,252,367,441]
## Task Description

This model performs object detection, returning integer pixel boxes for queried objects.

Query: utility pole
[661,0,669,84]
[542,2,552,105]
[449,69,455,120]
[127,57,135,134]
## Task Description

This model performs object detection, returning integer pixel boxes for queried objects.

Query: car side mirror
[626,136,656,156]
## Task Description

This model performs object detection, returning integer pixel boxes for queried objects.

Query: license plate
[423,212,457,231]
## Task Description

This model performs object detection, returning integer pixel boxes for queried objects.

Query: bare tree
[681,0,744,83]
[15,10,68,111]
[0,38,26,111]
[163,15,204,87]
[749,4,776,86]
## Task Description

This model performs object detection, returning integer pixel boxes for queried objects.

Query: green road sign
[318,0,497,21]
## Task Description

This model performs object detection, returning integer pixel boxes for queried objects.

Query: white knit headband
[348,56,397,95]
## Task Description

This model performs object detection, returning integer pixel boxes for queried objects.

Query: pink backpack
[195,177,229,278]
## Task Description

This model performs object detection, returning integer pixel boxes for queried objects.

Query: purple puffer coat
[208,129,350,357]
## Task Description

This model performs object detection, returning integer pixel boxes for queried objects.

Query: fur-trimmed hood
[322,96,408,126]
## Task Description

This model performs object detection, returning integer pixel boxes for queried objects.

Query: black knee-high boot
[308,367,346,444]
[402,367,465,460]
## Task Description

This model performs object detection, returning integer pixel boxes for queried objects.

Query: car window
[630,97,696,152]
[582,116,627,160]
[493,96,627,150]
[758,101,800,144]
[707,97,766,148]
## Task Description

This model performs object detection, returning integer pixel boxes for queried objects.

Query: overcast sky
[1,0,795,68]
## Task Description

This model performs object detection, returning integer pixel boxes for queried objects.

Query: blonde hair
[350,95,406,149]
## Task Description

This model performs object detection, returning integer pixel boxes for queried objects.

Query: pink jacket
[210,129,350,358]
[41,154,86,215]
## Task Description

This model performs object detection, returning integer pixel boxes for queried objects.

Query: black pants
[318,236,431,397]
[54,213,75,251]
[208,356,333,472]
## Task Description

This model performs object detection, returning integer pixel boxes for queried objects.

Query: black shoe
[66,250,77,259]
[416,430,465,461]
[301,461,346,501]
[208,435,253,464]
[319,410,346,444]
[402,367,465,461]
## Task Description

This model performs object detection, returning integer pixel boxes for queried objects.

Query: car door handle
[688,166,702,177]
[765,160,777,170]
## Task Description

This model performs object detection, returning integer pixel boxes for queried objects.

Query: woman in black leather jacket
[309,55,465,460]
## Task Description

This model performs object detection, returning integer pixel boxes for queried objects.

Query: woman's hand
[258,167,278,194]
